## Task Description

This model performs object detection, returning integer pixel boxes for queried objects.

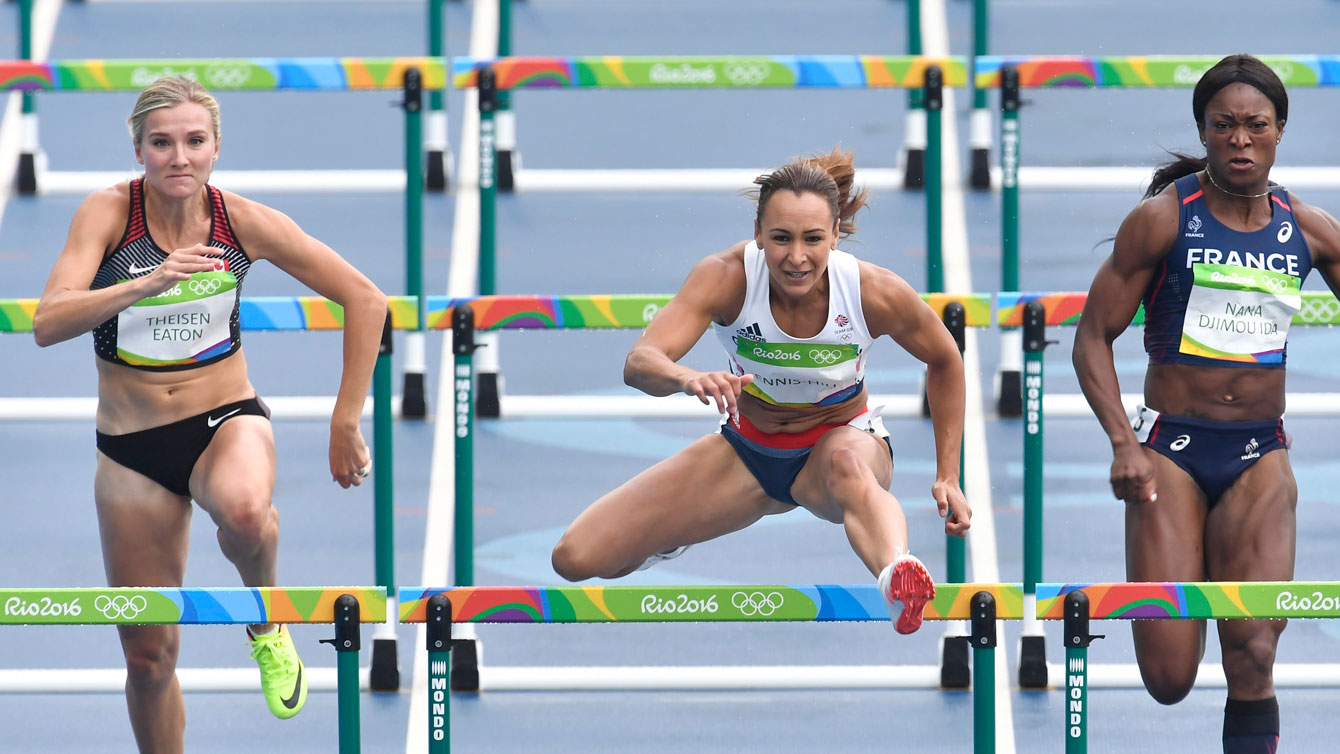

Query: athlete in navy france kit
[1073,55,1340,754]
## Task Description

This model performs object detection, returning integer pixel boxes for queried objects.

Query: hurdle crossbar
[0,586,386,625]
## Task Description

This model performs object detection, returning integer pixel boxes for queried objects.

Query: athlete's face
[754,191,838,299]
[135,103,219,198]
[1200,82,1284,192]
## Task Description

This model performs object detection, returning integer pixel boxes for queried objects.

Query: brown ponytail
[748,146,870,237]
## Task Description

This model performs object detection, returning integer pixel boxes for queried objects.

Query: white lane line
[924,1,1014,752]
[404,0,494,751]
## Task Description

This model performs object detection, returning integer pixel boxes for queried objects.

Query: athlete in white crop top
[553,148,971,635]
[33,77,386,748]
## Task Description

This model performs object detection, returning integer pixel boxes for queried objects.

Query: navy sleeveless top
[89,179,252,370]
[1142,173,1312,368]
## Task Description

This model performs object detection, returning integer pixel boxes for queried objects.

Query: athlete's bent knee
[217,495,277,547]
[1223,627,1281,686]
[822,447,868,500]
[122,632,179,689]
[551,536,602,582]
[1138,661,1198,705]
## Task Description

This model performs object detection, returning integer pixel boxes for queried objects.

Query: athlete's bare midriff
[1144,362,1285,421]
[94,349,255,434]
[738,384,870,434]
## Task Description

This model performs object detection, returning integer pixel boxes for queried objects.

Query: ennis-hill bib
[90,179,252,370]
[1142,173,1312,367]
[713,242,874,406]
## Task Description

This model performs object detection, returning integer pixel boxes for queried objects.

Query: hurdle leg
[451,307,481,692]
[971,592,996,754]
[1019,301,1052,688]
[427,594,453,753]
[1064,591,1102,753]
[331,595,362,754]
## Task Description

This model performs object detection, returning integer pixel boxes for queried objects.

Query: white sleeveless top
[712,241,875,407]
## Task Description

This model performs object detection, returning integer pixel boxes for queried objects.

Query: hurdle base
[1018,634,1049,689]
[477,372,502,418]
[939,635,971,689]
[426,148,450,192]
[996,369,1022,418]
[969,148,992,191]
[369,637,400,692]
[903,148,925,190]
[498,149,517,192]
[401,372,428,419]
[18,152,37,195]
[451,638,480,692]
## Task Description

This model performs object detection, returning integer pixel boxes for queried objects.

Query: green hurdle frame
[0,586,385,753]
[436,292,990,690]
[402,582,1021,754]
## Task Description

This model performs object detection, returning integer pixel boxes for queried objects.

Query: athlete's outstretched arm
[860,263,970,535]
[1295,199,1340,299]
[1073,191,1178,504]
[624,246,752,418]
[228,193,386,489]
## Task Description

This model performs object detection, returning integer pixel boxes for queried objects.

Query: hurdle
[0,55,442,418]
[0,294,468,690]
[0,586,385,752]
[981,55,1340,416]
[1038,581,1340,752]
[1003,292,1340,690]
[401,583,1019,753]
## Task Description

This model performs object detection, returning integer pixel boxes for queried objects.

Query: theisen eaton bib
[90,179,252,371]
[1143,173,1313,367]
[713,241,874,407]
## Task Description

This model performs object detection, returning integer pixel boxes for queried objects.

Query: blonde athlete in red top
[552,148,971,632]
[33,76,386,752]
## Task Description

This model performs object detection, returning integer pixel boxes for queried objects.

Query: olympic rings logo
[1298,297,1340,324]
[94,594,148,620]
[723,60,772,86]
[809,348,843,365]
[731,591,784,617]
[206,66,253,89]
[189,278,223,296]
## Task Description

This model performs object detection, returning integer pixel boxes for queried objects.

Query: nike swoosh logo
[127,263,160,275]
[206,408,242,427]
[281,665,303,709]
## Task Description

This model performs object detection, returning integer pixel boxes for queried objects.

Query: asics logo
[731,591,784,617]
[128,263,160,275]
[1169,435,1191,452]
[189,278,223,296]
[207,408,242,428]
[1278,221,1293,244]
[809,348,842,365]
[94,594,148,620]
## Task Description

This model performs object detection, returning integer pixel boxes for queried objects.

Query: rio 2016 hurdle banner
[398,583,1023,623]
[0,58,447,92]
[0,293,993,333]
[996,291,1340,328]
[973,55,1340,89]
[451,55,968,90]
[0,587,387,625]
[1037,582,1340,620]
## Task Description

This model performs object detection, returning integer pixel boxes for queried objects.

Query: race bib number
[117,271,236,366]
[1180,263,1300,364]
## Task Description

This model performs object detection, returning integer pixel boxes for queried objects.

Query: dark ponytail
[748,146,869,238]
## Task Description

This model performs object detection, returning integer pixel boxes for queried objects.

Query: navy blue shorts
[1131,405,1289,506]
[96,396,270,497]
[719,408,892,505]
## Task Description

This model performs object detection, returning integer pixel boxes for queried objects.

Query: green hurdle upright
[0,587,385,753]
[402,583,1021,753]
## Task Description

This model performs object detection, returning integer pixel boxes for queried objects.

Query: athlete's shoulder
[1287,192,1340,261]
[77,182,131,216]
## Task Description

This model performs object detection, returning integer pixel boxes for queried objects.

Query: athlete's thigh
[1126,448,1209,582]
[1206,449,1296,582]
[189,415,276,520]
[790,427,892,514]
[94,452,193,587]
[563,433,791,558]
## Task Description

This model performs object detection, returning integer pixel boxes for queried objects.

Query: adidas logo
[735,322,764,342]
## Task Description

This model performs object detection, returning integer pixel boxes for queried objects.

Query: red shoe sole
[889,559,937,634]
